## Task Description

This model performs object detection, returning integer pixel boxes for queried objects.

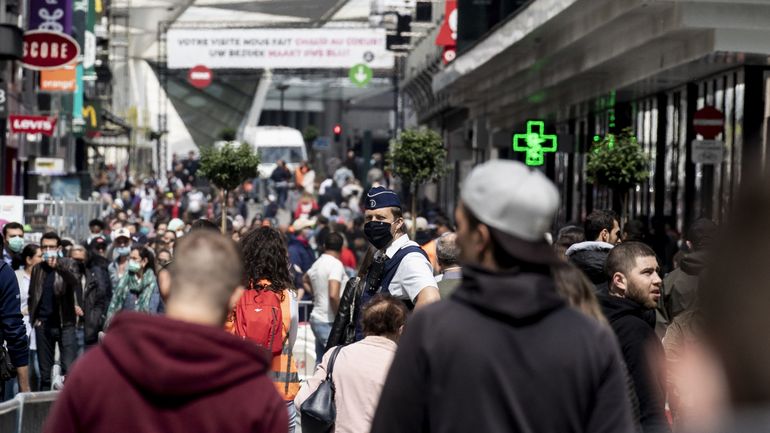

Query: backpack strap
[380,245,429,293]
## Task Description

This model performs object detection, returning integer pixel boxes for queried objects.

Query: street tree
[389,128,446,237]
[586,128,650,225]
[199,142,260,234]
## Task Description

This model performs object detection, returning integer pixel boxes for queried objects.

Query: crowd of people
[0,155,767,433]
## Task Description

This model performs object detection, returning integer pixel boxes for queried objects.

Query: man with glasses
[28,232,82,390]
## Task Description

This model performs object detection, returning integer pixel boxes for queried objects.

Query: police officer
[353,187,439,338]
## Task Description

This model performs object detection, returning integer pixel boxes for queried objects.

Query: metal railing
[0,392,59,433]
[23,200,103,242]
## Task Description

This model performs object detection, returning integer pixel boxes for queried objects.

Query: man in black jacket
[67,245,111,350]
[566,209,621,294]
[371,160,634,433]
[29,232,83,390]
[600,242,670,433]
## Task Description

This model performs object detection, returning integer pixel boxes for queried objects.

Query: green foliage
[389,128,447,186]
[303,125,320,144]
[198,142,260,193]
[218,128,237,142]
[586,128,650,192]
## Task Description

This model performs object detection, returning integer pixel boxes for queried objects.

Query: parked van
[243,126,307,179]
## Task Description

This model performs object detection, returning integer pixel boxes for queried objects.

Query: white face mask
[176,230,184,239]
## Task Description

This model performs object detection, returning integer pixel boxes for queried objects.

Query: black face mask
[364,221,394,250]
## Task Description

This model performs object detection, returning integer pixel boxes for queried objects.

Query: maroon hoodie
[43,312,288,433]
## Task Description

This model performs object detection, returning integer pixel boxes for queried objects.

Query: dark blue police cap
[365,186,402,210]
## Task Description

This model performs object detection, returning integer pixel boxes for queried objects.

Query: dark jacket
[29,261,82,327]
[0,261,28,367]
[288,235,315,274]
[663,251,706,320]
[43,312,288,433]
[599,295,671,433]
[64,260,112,345]
[566,241,614,294]
[371,265,635,433]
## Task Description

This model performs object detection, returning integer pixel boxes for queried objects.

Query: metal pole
[277,83,290,126]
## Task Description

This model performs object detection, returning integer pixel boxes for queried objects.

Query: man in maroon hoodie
[43,231,288,433]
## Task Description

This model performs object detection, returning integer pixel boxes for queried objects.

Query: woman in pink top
[295,295,407,433]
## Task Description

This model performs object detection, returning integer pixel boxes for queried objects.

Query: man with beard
[600,242,670,433]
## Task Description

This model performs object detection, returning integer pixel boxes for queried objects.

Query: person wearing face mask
[67,245,111,351]
[28,232,83,391]
[105,245,162,327]
[288,217,317,292]
[351,187,439,341]
[108,228,133,289]
[3,222,25,269]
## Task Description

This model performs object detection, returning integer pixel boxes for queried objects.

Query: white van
[242,126,308,179]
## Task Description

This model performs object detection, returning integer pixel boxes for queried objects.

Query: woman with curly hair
[227,226,301,433]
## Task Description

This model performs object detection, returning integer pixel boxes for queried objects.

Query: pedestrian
[28,232,82,391]
[295,294,407,433]
[552,261,608,325]
[598,242,670,433]
[663,218,716,321]
[288,217,316,290]
[435,232,461,299]
[43,231,288,433]
[1,232,31,399]
[370,160,634,433]
[271,160,292,209]
[228,227,301,433]
[554,224,585,259]
[2,221,25,268]
[68,245,111,350]
[421,215,454,274]
[10,244,41,393]
[161,228,177,255]
[354,186,439,339]
[84,219,107,248]
[302,232,349,364]
[105,245,162,327]
[107,227,132,289]
[566,209,621,294]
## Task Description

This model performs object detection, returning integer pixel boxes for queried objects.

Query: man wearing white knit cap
[371,160,635,433]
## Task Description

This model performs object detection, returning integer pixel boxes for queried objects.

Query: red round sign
[22,30,80,70]
[693,106,725,139]
[188,65,213,89]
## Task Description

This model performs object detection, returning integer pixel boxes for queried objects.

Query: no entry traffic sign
[693,106,724,139]
[188,65,213,89]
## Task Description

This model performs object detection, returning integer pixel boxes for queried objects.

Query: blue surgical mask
[42,250,58,261]
[115,246,130,257]
[7,237,24,253]
[127,261,142,273]
[139,226,150,236]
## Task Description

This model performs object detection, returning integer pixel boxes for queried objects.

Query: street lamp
[277,83,290,126]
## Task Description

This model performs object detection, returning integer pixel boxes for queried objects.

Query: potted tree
[586,128,651,225]
[198,142,260,234]
[389,128,446,237]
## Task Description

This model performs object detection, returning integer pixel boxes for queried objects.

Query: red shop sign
[22,30,80,70]
[9,115,58,136]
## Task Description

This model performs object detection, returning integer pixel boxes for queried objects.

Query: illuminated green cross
[513,120,558,166]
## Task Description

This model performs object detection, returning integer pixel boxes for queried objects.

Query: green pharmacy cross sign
[513,120,558,166]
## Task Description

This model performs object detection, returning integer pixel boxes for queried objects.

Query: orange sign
[40,67,76,92]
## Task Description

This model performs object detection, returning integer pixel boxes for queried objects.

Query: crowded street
[2,0,770,432]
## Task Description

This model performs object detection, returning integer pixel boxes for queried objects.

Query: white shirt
[383,235,437,302]
[307,254,348,323]
[15,269,35,350]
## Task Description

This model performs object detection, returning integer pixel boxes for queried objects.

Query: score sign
[22,30,80,70]
[188,65,213,89]
[693,106,724,139]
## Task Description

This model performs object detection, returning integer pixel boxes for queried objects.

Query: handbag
[300,345,344,433]
[325,277,363,351]
[0,345,17,382]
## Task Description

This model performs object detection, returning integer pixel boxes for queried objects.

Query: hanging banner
[83,0,96,79]
[167,28,394,69]
[9,115,58,136]
[29,0,73,33]
[72,64,85,136]
[40,66,77,92]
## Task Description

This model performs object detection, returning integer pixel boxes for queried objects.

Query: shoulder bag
[300,345,344,433]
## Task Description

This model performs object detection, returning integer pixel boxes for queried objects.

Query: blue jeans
[3,350,39,401]
[276,186,288,209]
[309,318,333,365]
[286,399,296,433]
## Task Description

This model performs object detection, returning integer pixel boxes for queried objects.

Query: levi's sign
[9,115,58,136]
[22,30,80,70]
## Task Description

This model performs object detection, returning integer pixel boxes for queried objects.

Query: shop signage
[349,64,373,87]
[22,30,80,70]
[29,0,72,33]
[31,157,66,175]
[435,0,457,64]
[692,140,724,165]
[9,114,58,136]
[0,82,6,117]
[40,66,77,91]
[188,65,213,89]
[693,106,724,140]
[167,28,394,69]
[513,120,558,166]
[0,196,24,225]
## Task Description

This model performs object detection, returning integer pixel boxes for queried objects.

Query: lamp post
[277,83,290,126]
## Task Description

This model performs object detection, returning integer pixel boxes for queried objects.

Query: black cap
[89,219,105,229]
